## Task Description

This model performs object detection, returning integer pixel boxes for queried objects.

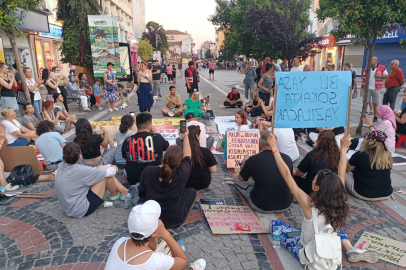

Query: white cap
[128,200,161,240]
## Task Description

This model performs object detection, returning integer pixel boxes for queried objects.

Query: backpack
[7,164,39,187]
[299,208,342,270]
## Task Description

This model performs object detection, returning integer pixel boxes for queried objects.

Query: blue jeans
[158,81,161,95]
[32,100,41,119]
[8,138,29,147]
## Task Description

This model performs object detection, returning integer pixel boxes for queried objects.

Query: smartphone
[130,112,135,117]
[180,120,187,133]
[287,231,301,238]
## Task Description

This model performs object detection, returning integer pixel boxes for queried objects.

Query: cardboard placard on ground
[226,131,259,168]
[201,205,269,234]
[354,231,406,267]
[0,146,42,175]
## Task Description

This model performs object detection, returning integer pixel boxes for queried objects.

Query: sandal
[109,192,121,201]
[4,183,20,191]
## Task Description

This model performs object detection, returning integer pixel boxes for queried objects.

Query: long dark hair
[312,130,340,170]
[119,115,135,133]
[42,69,50,81]
[310,169,349,232]
[75,118,93,155]
[188,126,204,169]
[159,146,183,186]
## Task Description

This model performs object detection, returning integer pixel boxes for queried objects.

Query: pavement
[1,69,406,270]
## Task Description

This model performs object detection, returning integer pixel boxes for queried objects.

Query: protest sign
[226,131,259,168]
[201,205,269,234]
[354,231,406,267]
[274,71,351,128]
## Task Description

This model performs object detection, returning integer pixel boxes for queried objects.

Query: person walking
[103,62,120,112]
[244,62,256,100]
[137,61,153,112]
[165,64,173,84]
[383,60,405,110]
[208,59,216,80]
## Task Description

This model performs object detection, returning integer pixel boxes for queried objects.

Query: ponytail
[159,146,183,186]
[160,164,173,186]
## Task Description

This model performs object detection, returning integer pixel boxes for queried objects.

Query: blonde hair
[253,89,259,101]
[1,108,12,118]
[360,138,393,170]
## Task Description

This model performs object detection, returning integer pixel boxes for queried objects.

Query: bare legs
[90,176,128,199]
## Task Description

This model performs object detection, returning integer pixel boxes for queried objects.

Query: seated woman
[74,118,116,167]
[345,130,393,201]
[105,200,206,270]
[1,108,37,146]
[139,128,196,228]
[55,143,129,218]
[66,74,90,111]
[21,103,40,131]
[53,93,77,124]
[294,130,340,194]
[186,125,217,190]
[42,100,66,134]
[35,121,67,171]
[308,126,345,148]
[79,73,96,109]
[115,115,136,169]
[183,92,204,117]
[395,101,406,135]
[258,98,274,131]
[245,89,261,116]
[268,133,378,264]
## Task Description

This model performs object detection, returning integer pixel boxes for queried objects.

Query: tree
[317,0,406,134]
[246,0,322,70]
[137,39,153,61]
[205,48,213,59]
[0,0,41,102]
[141,21,169,57]
[57,0,100,67]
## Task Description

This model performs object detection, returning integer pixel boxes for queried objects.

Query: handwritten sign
[201,205,269,234]
[355,231,406,267]
[111,116,183,127]
[226,131,259,168]
[274,71,351,128]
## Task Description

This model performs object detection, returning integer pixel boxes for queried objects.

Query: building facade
[132,0,146,41]
[101,0,135,43]
[165,30,194,66]
[198,40,216,60]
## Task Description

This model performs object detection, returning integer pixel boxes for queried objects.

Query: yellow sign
[92,118,184,127]
[0,37,5,63]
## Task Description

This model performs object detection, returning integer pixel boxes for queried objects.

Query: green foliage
[401,39,406,51]
[57,0,100,67]
[142,21,169,56]
[0,0,41,34]
[137,39,153,61]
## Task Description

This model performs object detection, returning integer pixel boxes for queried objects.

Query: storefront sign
[40,26,63,39]
[336,34,358,45]
[18,8,49,33]
[376,26,406,43]
[316,35,336,47]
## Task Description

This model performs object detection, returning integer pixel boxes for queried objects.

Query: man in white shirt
[290,57,304,72]
[177,112,214,149]
[273,128,300,162]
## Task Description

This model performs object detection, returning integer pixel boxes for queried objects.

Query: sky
[145,0,217,52]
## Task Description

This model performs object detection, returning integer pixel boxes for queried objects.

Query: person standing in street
[166,64,173,84]
[209,59,216,80]
[244,62,256,100]
[383,60,405,110]
[344,63,358,97]
[161,61,167,84]
[258,63,273,106]
[151,60,161,97]
[138,61,153,112]
[185,61,199,98]
[261,57,272,75]
[103,62,119,112]
[361,56,388,122]
[178,61,183,78]
[256,61,263,85]
[290,57,304,71]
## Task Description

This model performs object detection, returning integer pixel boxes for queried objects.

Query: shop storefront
[336,35,364,75]
[314,35,339,71]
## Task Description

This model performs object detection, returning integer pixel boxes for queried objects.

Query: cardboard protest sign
[354,231,406,267]
[274,71,351,128]
[201,205,269,234]
[226,131,259,168]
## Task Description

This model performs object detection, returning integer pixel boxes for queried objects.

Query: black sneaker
[158,94,162,97]
[373,116,378,122]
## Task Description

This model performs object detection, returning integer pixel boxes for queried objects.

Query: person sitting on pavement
[66,74,91,111]
[42,100,66,134]
[139,128,196,228]
[162,86,183,116]
[395,91,406,134]
[177,112,214,149]
[122,113,169,185]
[308,126,345,148]
[185,125,217,190]
[273,128,299,162]
[294,130,340,194]
[244,89,260,116]
[1,107,37,146]
[55,142,129,218]
[74,118,116,167]
[35,121,67,171]
[222,87,242,108]
[79,73,96,109]
[345,130,393,201]
[21,103,40,131]
[257,98,274,131]
[104,200,206,270]
[269,133,379,264]
[183,92,204,117]
[234,130,293,213]
[53,93,77,124]
[115,115,136,169]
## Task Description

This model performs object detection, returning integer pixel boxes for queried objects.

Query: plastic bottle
[124,190,132,209]
[179,241,186,254]
[272,226,281,249]
[248,112,251,117]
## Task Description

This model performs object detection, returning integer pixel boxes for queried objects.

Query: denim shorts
[1,97,18,111]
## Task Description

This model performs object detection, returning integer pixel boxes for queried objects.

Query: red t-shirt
[385,67,405,89]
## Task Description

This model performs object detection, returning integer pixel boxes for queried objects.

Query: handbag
[106,83,114,92]
[16,90,27,105]
[6,164,39,187]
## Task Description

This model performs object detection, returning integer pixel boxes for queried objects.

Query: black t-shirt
[349,151,392,198]
[252,100,258,106]
[178,63,182,69]
[239,150,293,211]
[186,147,217,190]
[185,68,199,88]
[139,157,192,227]
[332,127,345,135]
[132,70,138,85]
[227,92,241,101]
[152,67,161,80]
[298,150,336,183]
[73,134,103,159]
[255,67,262,82]
[161,65,167,74]
[0,77,16,97]
[122,132,169,184]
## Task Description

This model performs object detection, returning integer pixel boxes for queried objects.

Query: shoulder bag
[16,90,27,105]
[7,164,39,187]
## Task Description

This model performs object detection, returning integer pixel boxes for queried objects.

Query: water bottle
[272,226,281,249]
[248,112,251,117]
[179,241,186,254]
[124,190,132,209]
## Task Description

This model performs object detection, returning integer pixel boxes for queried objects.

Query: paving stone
[34,258,51,267]
[241,261,258,270]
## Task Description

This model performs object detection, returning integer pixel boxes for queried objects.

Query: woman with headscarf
[362,105,396,153]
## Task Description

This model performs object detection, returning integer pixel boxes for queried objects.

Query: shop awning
[19,8,49,33]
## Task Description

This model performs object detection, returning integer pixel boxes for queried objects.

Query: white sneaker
[113,107,119,111]
[108,108,113,112]
[190,259,206,270]
[84,107,91,111]
[98,106,103,111]
[219,105,225,109]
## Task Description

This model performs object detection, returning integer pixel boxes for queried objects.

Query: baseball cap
[185,112,195,120]
[128,200,161,240]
